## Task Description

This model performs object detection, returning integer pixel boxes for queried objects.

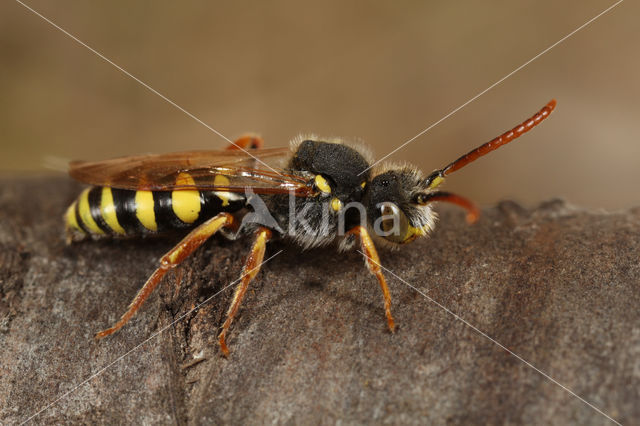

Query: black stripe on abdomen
[111,188,145,234]
[152,191,191,232]
[88,186,111,234]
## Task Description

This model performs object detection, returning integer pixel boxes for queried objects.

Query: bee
[65,100,556,356]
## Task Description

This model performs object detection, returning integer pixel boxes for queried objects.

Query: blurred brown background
[1,1,637,209]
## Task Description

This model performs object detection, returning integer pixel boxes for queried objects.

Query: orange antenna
[425,99,556,188]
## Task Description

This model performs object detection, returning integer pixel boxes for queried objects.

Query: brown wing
[69,148,314,195]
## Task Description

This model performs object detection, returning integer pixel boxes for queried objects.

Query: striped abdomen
[65,179,245,240]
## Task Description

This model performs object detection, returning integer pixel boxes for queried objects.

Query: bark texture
[1,177,638,425]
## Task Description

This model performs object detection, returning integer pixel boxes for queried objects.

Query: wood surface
[1,177,637,425]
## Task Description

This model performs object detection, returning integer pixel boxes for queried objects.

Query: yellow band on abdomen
[172,173,201,223]
[78,188,104,234]
[65,201,82,232]
[101,187,126,234]
[135,190,157,231]
[213,174,233,207]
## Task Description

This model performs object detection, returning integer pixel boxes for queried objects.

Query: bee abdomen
[65,182,245,239]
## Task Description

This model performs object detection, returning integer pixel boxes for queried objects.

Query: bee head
[365,167,437,244]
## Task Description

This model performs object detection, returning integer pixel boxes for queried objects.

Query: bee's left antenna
[419,191,480,224]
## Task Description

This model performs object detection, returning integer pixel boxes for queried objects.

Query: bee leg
[95,213,235,339]
[347,226,396,332]
[226,133,264,151]
[218,227,272,357]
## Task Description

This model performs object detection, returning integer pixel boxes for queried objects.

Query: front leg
[347,226,396,332]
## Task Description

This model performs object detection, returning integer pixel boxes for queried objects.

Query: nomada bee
[66,100,556,356]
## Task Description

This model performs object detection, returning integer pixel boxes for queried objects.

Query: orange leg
[348,226,396,332]
[226,134,264,151]
[218,227,272,356]
[95,213,234,339]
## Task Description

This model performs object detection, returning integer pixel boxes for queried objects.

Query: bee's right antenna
[424,99,557,190]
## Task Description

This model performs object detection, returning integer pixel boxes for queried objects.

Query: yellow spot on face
[135,190,157,231]
[331,197,343,212]
[100,187,125,234]
[314,175,331,193]
[213,174,232,207]
[78,188,104,234]
[172,173,201,223]
[64,201,82,232]
[428,175,445,189]
[402,224,432,244]
[361,181,367,189]
[408,224,428,237]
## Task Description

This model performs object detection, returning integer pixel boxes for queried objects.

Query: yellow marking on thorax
[213,174,232,207]
[100,187,125,234]
[172,173,201,223]
[314,175,331,193]
[135,190,157,231]
[428,175,445,189]
[64,201,82,232]
[78,188,104,234]
[331,197,343,212]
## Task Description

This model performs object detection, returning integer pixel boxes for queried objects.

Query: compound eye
[376,202,410,244]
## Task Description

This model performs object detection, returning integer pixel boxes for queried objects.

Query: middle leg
[218,226,272,356]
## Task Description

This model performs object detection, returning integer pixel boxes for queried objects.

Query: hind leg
[226,134,264,151]
[95,213,235,338]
